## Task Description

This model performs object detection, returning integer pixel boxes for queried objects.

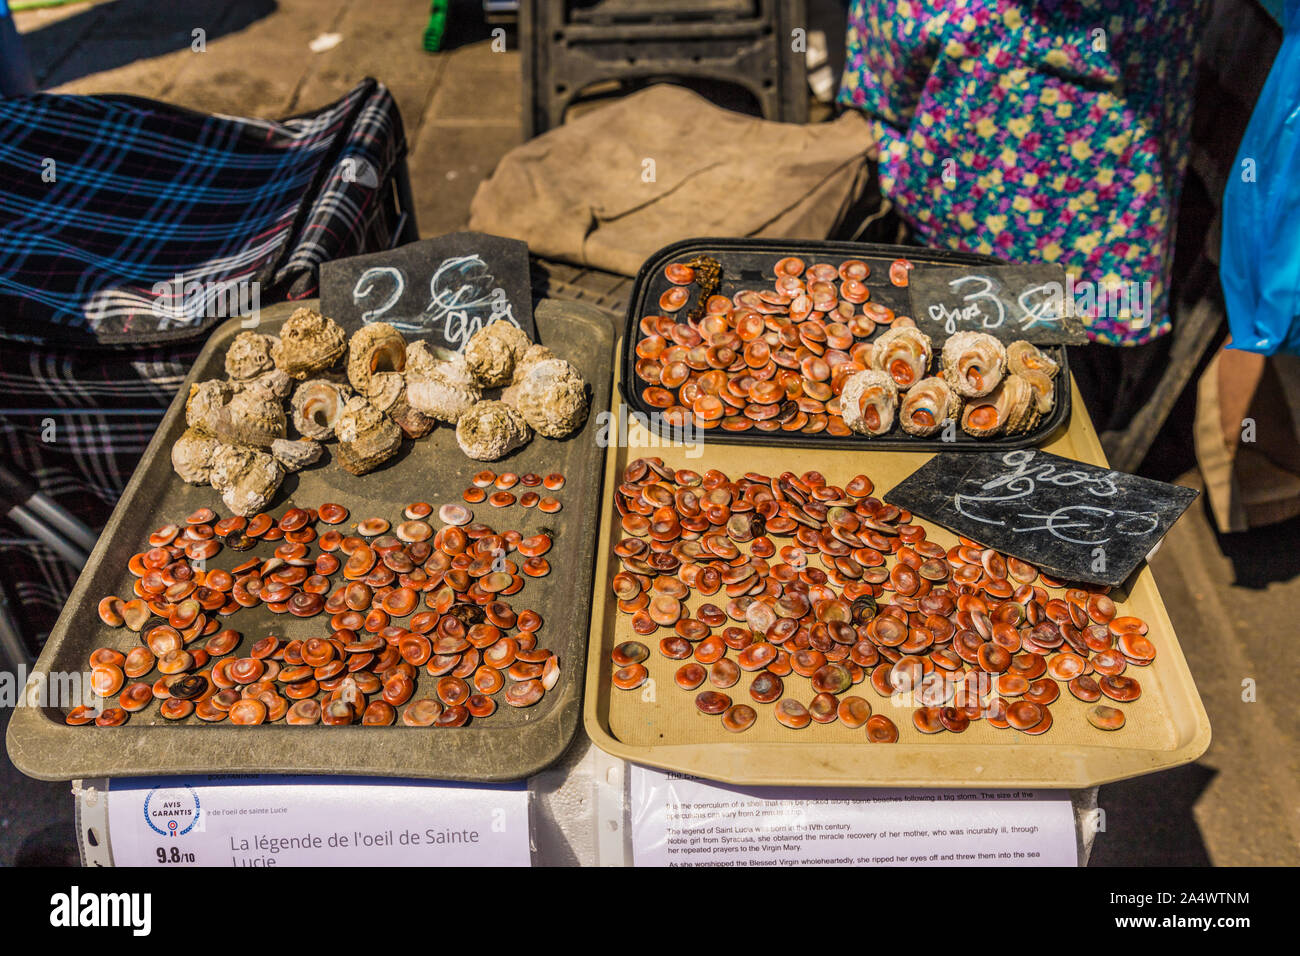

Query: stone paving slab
[410,121,521,238]
[17,0,504,239]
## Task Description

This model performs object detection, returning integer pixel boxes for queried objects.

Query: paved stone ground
[6,0,1296,868]
[16,0,521,239]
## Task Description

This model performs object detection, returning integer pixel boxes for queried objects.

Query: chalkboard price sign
[883,449,1197,587]
[908,263,1088,345]
[319,232,536,352]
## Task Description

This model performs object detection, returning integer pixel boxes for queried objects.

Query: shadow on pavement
[14,823,80,867]
[1211,505,1300,589]
[0,706,78,867]
[1090,763,1216,866]
[23,0,277,89]
[440,0,494,51]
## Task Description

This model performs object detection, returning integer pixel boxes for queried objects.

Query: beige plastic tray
[8,300,612,783]
[583,350,1211,788]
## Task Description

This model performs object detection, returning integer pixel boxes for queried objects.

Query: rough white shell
[210,388,286,448]
[840,369,899,436]
[271,308,346,379]
[871,327,933,391]
[225,331,276,380]
[209,443,284,517]
[334,397,402,475]
[899,375,960,438]
[455,400,532,460]
[271,437,323,472]
[501,357,589,438]
[171,427,219,484]
[404,341,482,424]
[185,379,233,433]
[941,330,1006,398]
[464,320,531,388]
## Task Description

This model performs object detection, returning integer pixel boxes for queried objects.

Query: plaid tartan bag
[0,79,408,653]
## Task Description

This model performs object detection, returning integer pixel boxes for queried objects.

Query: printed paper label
[631,766,1076,867]
[107,774,530,867]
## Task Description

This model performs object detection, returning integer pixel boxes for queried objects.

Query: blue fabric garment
[1221,0,1300,355]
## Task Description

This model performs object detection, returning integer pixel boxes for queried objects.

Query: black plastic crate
[522,0,808,136]
[619,237,1072,452]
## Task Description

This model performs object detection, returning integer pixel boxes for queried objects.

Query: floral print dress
[838,0,1205,344]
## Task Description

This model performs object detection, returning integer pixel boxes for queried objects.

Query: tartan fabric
[0,78,405,346]
[0,344,196,652]
[275,86,406,297]
[0,81,408,653]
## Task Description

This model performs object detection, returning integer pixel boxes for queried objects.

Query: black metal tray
[619,238,1070,451]
[7,299,612,783]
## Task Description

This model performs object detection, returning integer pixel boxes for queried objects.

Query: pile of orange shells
[461,470,565,513]
[633,256,913,436]
[609,459,1152,739]
[76,495,562,728]
[633,256,1057,441]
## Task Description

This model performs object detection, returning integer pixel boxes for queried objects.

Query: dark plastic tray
[7,299,613,783]
[619,237,1071,451]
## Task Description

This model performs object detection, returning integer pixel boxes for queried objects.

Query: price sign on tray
[884,449,1197,587]
[319,231,536,352]
[908,263,1089,345]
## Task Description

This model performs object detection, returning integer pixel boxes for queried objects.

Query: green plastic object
[423,0,448,52]
[10,0,88,10]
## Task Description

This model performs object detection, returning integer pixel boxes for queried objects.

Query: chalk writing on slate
[883,449,1197,587]
[319,232,536,352]
[908,264,1089,345]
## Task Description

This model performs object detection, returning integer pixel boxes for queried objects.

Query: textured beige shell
[464,320,531,388]
[1001,373,1044,435]
[404,341,481,423]
[455,399,533,460]
[171,427,219,484]
[291,379,351,441]
[365,370,436,438]
[899,375,961,437]
[941,331,1006,398]
[510,344,558,383]
[840,369,899,436]
[1006,340,1060,380]
[1019,367,1056,415]
[184,379,233,434]
[405,373,481,424]
[870,327,932,391]
[434,356,479,391]
[334,397,403,476]
[235,367,293,400]
[209,444,284,517]
[406,341,476,385]
[210,388,286,448]
[501,357,589,438]
[406,340,465,374]
[347,322,408,395]
[960,373,1041,438]
[271,308,346,379]
[225,331,276,380]
[271,437,323,472]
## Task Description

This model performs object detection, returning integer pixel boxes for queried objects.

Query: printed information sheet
[107,774,530,867]
[631,767,1076,866]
